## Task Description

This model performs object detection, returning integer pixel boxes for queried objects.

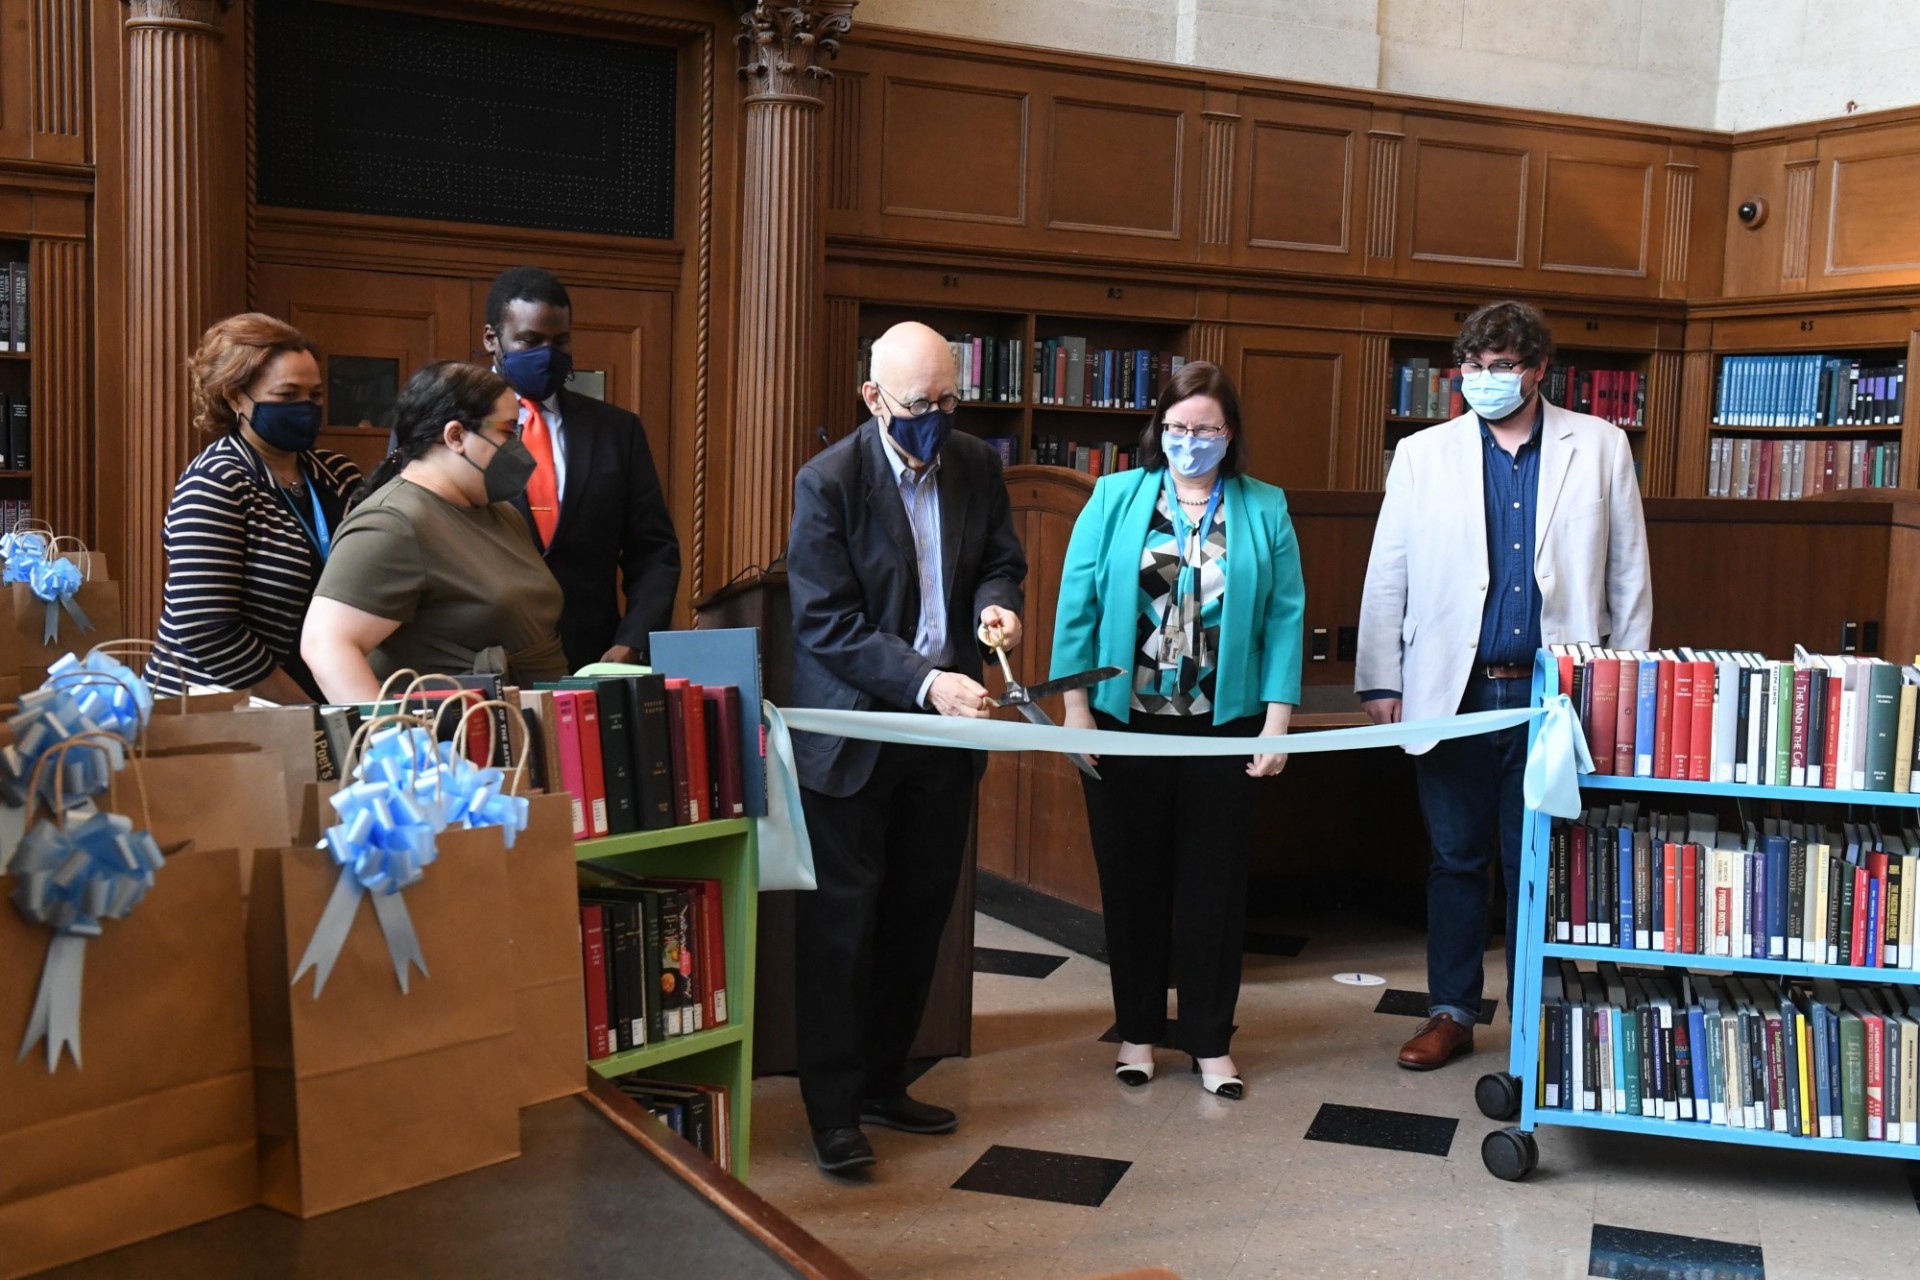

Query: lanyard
[280,471,332,561]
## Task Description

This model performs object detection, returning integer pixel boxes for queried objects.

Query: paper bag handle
[451,698,532,795]
[85,639,190,715]
[25,729,152,833]
[47,536,94,582]
[372,668,424,708]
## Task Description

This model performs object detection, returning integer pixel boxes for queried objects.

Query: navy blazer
[787,419,1027,797]
[512,388,681,670]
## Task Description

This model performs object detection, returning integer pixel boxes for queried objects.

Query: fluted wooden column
[30,237,92,538]
[729,1,854,574]
[123,0,229,637]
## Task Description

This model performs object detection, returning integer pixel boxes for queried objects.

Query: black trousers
[1081,709,1262,1059]
[794,742,974,1130]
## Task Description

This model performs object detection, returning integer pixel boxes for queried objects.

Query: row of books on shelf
[0,393,30,470]
[1706,435,1899,501]
[1536,961,1920,1146]
[1546,805,1920,970]
[1712,354,1905,428]
[1029,436,1139,475]
[609,1073,733,1170]
[862,336,1028,406]
[578,866,730,1056]
[1551,644,1920,793]
[1035,341,1182,410]
[0,261,27,352]
[1388,360,1644,428]
[0,500,34,533]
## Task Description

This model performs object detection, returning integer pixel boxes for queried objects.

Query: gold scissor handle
[976,622,1016,685]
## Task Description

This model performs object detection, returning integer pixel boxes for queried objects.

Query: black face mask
[460,429,538,504]
[244,400,323,452]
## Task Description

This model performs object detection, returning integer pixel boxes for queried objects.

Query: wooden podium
[694,571,976,1076]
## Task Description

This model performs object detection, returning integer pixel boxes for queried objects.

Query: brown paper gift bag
[0,843,257,1279]
[453,700,586,1109]
[248,824,520,1218]
[0,549,123,677]
[108,742,293,896]
[140,706,318,825]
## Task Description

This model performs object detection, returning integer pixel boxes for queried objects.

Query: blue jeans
[1414,672,1530,1025]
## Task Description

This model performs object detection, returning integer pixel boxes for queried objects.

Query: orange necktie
[520,397,561,545]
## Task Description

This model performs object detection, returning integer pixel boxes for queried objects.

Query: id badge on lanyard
[1159,475,1221,671]
[282,475,332,562]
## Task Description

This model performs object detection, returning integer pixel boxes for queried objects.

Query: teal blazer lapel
[1108,470,1161,672]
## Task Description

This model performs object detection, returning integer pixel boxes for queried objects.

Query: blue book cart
[1476,651,1920,1178]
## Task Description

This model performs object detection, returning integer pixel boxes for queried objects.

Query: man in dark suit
[788,321,1027,1176]
[482,267,680,669]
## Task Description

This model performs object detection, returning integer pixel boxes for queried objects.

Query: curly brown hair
[188,313,316,436]
[1452,299,1555,368]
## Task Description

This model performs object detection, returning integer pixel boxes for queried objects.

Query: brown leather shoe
[1397,1013,1474,1071]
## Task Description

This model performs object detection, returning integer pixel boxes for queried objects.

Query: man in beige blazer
[1356,300,1652,1071]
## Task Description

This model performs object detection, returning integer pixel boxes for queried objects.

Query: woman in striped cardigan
[149,313,361,702]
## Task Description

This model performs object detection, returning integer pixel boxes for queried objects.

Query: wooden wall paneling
[882,76,1029,228]
[1234,95,1368,277]
[1779,149,1817,290]
[1045,84,1197,252]
[1660,161,1697,299]
[1642,349,1682,498]
[1673,348,1713,498]
[88,0,127,591]
[256,263,470,372]
[1199,105,1236,257]
[1906,323,1920,490]
[822,295,859,446]
[30,227,90,537]
[1678,142,1729,301]
[1224,326,1355,492]
[1356,333,1390,490]
[1537,145,1658,289]
[1721,139,1788,298]
[1810,120,1920,291]
[1399,117,1531,283]
[0,0,29,161]
[1365,114,1403,271]
[1707,306,1912,352]
[24,0,88,165]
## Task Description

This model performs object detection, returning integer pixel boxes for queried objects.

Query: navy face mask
[497,344,573,402]
[244,400,323,453]
[887,409,954,465]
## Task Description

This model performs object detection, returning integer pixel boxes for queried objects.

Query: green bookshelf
[577,818,759,1179]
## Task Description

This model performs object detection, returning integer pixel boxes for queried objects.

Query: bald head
[863,323,958,425]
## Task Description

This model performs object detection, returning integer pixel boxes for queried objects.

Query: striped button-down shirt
[881,433,949,706]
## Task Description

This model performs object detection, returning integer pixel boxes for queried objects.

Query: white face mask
[1461,369,1527,421]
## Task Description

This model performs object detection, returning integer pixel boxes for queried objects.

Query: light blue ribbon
[44,651,153,741]
[764,695,1593,869]
[28,558,92,646]
[0,531,48,585]
[293,724,530,998]
[12,807,164,1070]
[0,687,123,819]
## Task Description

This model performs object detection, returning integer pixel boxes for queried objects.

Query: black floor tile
[1372,989,1497,1025]
[1242,929,1309,957]
[1097,1020,1237,1044]
[1302,1102,1456,1158]
[973,946,1068,978]
[951,1144,1130,1208]
[976,872,1109,963]
[1588,1224,1764,1280]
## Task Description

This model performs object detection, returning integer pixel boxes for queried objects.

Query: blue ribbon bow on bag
[0,529,48,585]
[0,686,125,821]
[44,651,153,742]
[29,557,93,646]
[293,722,531,998]
[13,807,165,1070]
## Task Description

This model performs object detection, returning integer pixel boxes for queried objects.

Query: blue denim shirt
[1475,409,1543,667]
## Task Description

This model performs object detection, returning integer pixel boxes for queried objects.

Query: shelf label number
[1799,319,1816,332]
[1107,286,1124,300]
[941,274,960,289]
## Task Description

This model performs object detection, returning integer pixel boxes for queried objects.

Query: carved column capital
[123,0,230,34]
[738,1,856,104]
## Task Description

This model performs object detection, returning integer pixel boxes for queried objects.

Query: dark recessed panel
[257,0,675,239]
[1302,1102,1457,1158]
[952,1144,1131,1208]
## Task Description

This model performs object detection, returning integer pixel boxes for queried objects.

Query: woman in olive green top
[302,361,567,701]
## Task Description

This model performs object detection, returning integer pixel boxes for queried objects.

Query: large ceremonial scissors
[977,622,1120,781]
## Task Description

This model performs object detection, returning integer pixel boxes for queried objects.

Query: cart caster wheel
[1481,1127,1537,1181]
[1476,1071,1522,1121]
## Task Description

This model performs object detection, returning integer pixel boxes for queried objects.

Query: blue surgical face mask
[243,399,323,453]
[1162,431,1228,479]
[886,409,953,465]
[1461,369,1528,421]
[497,344,573,402]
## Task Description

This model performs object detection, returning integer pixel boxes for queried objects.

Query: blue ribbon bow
[27,557,93,645]
[0,530,48,585]
[0,687,124,822]
[44,651,153,742]
[12,808,165,1070]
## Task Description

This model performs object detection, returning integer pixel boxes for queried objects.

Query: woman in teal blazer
[1052,360,1305,1102]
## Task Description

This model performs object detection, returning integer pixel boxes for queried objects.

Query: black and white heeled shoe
[1192,1059,1244,1100]
[1114,1060,1156,1087]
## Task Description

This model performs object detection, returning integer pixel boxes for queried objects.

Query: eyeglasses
[1460,360,1530,375]
[1162,422,1228,439]
[876,384,961,417]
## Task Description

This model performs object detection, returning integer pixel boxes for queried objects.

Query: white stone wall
[854,0,1920,131]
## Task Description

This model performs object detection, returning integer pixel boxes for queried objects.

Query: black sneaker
[858,1094,958,1134]
[811,1126,876,1175]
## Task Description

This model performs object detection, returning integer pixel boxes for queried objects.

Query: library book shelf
[1476,653,1920,1179]
[577,817,759,1179]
